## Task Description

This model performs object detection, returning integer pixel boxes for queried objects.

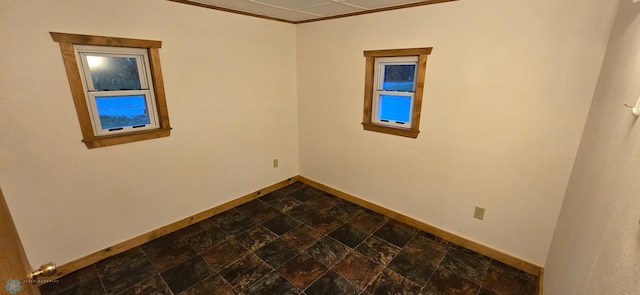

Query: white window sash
[372,91,415,127]
[73,45,159,136]
[87,90,159,136]
[75,45,151,91]
[372,56,419,128]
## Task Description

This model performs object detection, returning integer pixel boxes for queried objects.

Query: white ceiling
[172,0,452,23]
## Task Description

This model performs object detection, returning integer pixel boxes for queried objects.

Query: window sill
[82,128,172,149]
[362,122,419,138]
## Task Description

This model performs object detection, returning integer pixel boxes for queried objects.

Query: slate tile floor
[40,182,539,295]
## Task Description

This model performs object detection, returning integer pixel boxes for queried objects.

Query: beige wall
[1,0,628,275]
[0,0,298,266]
[545,1,640,293]
[296,0,617,265]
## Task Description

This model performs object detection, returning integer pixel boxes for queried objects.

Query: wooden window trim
[51,32,171,149]
[362,47,432,138]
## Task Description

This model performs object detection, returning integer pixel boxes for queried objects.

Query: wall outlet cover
[474,206,485,220]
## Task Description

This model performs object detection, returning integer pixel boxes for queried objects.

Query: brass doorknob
[30,262,56,279]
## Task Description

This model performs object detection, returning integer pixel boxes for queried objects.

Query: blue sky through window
[95,95,150,129]
[378,94,411,123]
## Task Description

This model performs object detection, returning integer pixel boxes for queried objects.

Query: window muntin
[362,48,431,138]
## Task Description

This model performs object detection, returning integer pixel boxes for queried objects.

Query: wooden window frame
[362,48,432,138]
[51,32,172,149]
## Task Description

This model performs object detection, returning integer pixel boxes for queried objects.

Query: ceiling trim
[296,0,460,24]
[167,0,461,24]
[167,0,297,24]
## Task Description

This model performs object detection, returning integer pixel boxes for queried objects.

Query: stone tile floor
[40,182,539,295]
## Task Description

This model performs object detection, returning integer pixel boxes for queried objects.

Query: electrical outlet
[474,206,485,220]
[273,158,279,168]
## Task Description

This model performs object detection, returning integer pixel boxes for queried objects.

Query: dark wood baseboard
[297,175,544,279]
[44,174,544,294]
[43,176,299,283]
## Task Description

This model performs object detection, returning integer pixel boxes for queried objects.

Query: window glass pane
[95,95,150,130]
[378,94,412,123]
[382,64,416,91]
[87,56,142,91]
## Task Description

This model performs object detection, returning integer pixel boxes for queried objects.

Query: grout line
[158,274,174,295]
[420,240,453,293]
[94,264,108,295]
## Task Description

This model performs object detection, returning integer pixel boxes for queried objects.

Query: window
[77,46,159,136]
[51,32,171,148]
[362,48,432,138]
